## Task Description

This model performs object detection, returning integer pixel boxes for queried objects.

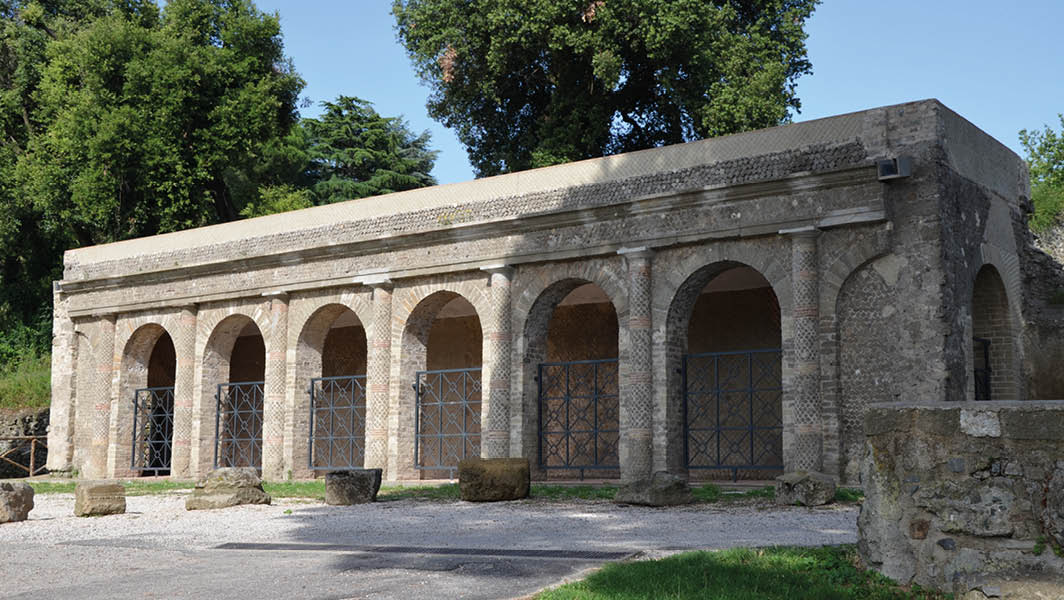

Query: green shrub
[0,351,51,410]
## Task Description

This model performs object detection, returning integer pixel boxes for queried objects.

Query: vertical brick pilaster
[262,294,289,480]
[47,284,77,472]
[170,305,198,477]
[365,280,393,474]
[481,265,513,458]
[619,247,654,482]
[88,314,117,479]
[785,227,823,473]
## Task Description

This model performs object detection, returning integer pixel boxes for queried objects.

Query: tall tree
[0,0,304,356]
[393,0,818,177]
[16,0,303,247]
[303,96,437,203]
[1020,116,1064,233]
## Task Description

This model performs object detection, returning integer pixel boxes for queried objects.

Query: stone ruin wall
[859,402,1064,595]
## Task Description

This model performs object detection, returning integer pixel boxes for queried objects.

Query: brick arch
[661,258,783,478]
[509,258,628,463]
[110,321,177,478]
[289,300,369,476]
[389,282,486,479]
[195,311,269,472]
[650,239,789,474]
[971,262,1020,401]
[516,276,624,477]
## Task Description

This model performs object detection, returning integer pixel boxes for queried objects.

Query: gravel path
[1,494,857,600]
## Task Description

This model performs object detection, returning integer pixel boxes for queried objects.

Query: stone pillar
[480,265,513,458]
[618,247,654,483]
[170,304,198,477]
[46,284,77,472]
[785,227,823,473]
[364,280,392,475]
[262,293,289,480]
[88,314,117,479]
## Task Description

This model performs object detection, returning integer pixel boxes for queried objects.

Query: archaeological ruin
[45,99,1064,488]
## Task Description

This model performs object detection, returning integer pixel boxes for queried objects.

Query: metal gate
[683,349,782,480]
[973,337,992,401]
[131,386,175,475]
[214,381,264,469]
[309,375,367,470]
[414,367,481,478]
[538,359,620,476]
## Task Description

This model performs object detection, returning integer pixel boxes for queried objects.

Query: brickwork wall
[972,265,1017,400]
[322,326,367,377]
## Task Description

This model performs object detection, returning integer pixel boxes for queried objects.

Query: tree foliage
[304,96,437,203]
[393,0,818,176]
[1020,116,1064,233]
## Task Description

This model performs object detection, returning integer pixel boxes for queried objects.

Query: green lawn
[535,546,947,600]
[27,480,865,506]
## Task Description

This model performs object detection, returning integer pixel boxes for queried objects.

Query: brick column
[364,280,393,474]
[262,293,289,480]
[170,304,198,477]
[785,227,823,473]
[481,265,513,458]
[88,314,117,479]
[618,247,654,483]
[46,284,77,473]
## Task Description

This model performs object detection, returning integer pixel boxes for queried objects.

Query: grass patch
[28,480,194,496]
[536,545,948,600]
[533,485,617,501]
[264,480,325,500]
[692,484,775,503]
[0,351,51,410]
[378,483,462,501]
[27,481,76,494]
[835,488,864,504]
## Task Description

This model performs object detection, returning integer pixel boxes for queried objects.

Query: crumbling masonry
[46,100,1061,484]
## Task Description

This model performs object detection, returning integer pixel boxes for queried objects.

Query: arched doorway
[668,263,782,480]
[400,292,483,479]
[971,264,1017,401]
[297,305,368,473]
[204,315,266,469]
[120,325,177,476]
[525,280,620,479]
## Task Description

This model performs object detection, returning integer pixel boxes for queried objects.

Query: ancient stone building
[46,99,1055,485]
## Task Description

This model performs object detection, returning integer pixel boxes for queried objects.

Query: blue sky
[255,1,1064,185]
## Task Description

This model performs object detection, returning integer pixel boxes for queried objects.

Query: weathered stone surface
[859,402,1064,594]
[0,408,49,479]
[458,458,529,502]
[0,481,33,523]
[185,467,271,511]
[325,469,382,505]
[775,471,836,506]
[74,481,125,517]
[614,471,692,506]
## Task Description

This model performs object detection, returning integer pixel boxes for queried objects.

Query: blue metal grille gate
[131,386,175,475]
[537,359,620,477]
[414,368,481,478]
[309,375,367,470]
[214,381,265,469]
[683,349,783,480]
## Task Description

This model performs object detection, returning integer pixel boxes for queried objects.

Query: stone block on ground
[325,469,383,505]
[74,481,126,516]
[458,457,529,502]
[775,471,836,506]
[185,467,271,510]
[0,481,33,523]
[614,471,693,506]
